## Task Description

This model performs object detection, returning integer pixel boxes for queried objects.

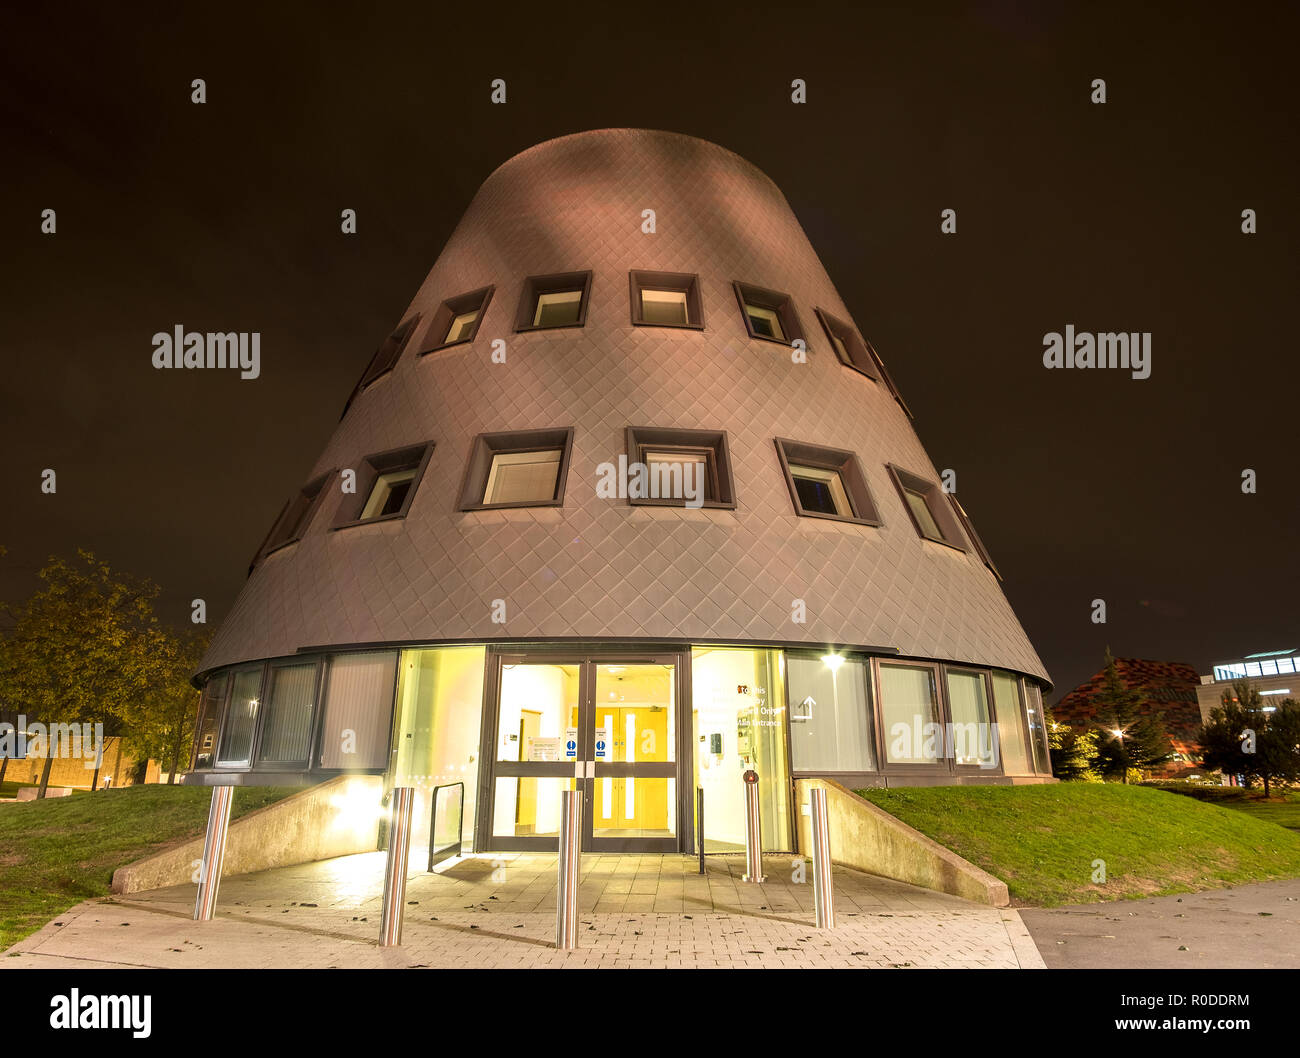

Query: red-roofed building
[1052,658,1203,776]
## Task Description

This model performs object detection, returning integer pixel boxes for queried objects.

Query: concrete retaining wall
[111,775,384,895]
[794,778,1009,906]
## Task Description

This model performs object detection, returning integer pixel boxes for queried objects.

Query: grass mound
[858,783,1300,906]
[0,784,293,951]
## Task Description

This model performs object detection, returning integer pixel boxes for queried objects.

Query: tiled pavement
[3,853,1045,969]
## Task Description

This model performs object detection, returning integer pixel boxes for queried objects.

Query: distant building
[1197,647,1300,723]
[1052,658,1204,775]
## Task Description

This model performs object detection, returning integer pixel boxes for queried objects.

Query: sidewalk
[3,852,1045,969]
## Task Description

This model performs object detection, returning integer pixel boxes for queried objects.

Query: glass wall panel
[193,673,227,769]
[945,669,996,768]
[495,662,580,763]
[787,655,875,772]
[257,662,318,764]
[393,645,487,856]
[1024,681,1051,774]
[991,671,1031,775]
[691,646,790,851]
[591,778,676,838]
[879,663,941,765]
[217,666,263,766]
[320,651,397,769]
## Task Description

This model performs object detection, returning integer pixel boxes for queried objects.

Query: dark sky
[1,1,1296,700]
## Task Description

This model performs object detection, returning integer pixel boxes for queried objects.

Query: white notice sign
[529,737,562,762]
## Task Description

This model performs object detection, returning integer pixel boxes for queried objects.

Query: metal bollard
[741,769,766,883]
[810,787,836,929]
[194,785,234,921]
[696,787,705,875]
[556,788,582,949]
[379,786,415,947]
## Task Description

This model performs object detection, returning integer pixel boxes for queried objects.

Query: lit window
[484,449,563,506]
[459,429,574,510]
[420,286,494,354]
[626,427,735,508]
[733,281,803,347]
[361,468,417,520]
[515,272,592,332]
[630,271,703,329]
[334,442,434,529]
[888,465,966,550]
[774,439,879,525]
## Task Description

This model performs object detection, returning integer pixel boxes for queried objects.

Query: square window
[626,426,735,508]
[333,442,434,529]
[774,439,880,525]
[484,449,563,505]
[815,307,879,381]
[459,429,574,510]
[515,272,592,332]
[347,314,420,408]
[948,495,1001,579]
[252,470,334,570]
[733,281,803,347]
[887,465,967,551]
[420,286,494,354]
[629,271,704,329]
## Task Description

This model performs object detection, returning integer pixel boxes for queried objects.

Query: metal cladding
[199,128,1049,684]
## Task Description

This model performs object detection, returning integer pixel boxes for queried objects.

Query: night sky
[2,2,1296,700]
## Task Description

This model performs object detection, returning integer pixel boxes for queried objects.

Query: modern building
[187,129,1053,857]
[1052,658,1203,776]
[1197,647,1300,723]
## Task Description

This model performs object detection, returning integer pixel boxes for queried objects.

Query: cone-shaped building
[189,129,1052,854]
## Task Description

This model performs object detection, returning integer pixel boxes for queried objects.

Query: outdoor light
[821,654,845,672]
[1112,729,1124,738]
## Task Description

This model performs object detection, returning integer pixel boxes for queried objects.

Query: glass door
[585,661,678,852]
[481,651,684,853]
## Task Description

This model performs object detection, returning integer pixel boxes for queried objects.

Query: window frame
[872,658,947,772]
[513,271,593,333]
[815,307,879,381]
[419,285,495,354]
[332,441,436,530]
[342,314,421,416]
[625,426,737,509]
[629,270,705,330]
[250,470,336,572]
[251,658,325,769]
[784,649,878,777]
[886,464,968,552]
[458,428,575,511]
[948,494,1001,579]
[773,438,881,526]
[214,663,269,769]
[941,664,1002,774]
[733,281,805,348]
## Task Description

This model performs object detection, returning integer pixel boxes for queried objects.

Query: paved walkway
[1021,878,1300,969]
[3,853,1044,969]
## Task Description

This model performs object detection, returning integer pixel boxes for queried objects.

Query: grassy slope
[1142,783,1300,831]
[859,784,1300,907]
[0,784,293,951]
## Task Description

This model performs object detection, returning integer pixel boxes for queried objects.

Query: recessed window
[815,307,879,381]
[515,272,593,332]
[420,286,493,354]
[774,439,880,525]
[733,281,803,347]
[348,315,420,405]
[887,465,967,550]
[948,495,1001,579]
[334,442,434,529]
[459,429,574,510]
[629,271,704,329]
[626,426,735,508]
[251,470,334,570]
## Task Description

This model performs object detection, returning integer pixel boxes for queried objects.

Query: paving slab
[3,852,1044,970]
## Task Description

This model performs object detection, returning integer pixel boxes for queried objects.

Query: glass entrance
[482,652,682,852]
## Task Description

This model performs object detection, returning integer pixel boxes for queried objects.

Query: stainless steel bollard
[379,786,415,947]
[810,787,836,929]
[697,786,705,875]
[194,785,234,921]
[556,788,582,949]
[741,769,766,883]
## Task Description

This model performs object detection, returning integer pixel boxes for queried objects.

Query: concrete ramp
[794,778,1009,906]
[111,775,383,895]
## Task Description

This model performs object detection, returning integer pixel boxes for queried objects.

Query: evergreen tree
[1092,648,1172,782]
[1047,710,1100,781]
[1201,681,1300,796]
